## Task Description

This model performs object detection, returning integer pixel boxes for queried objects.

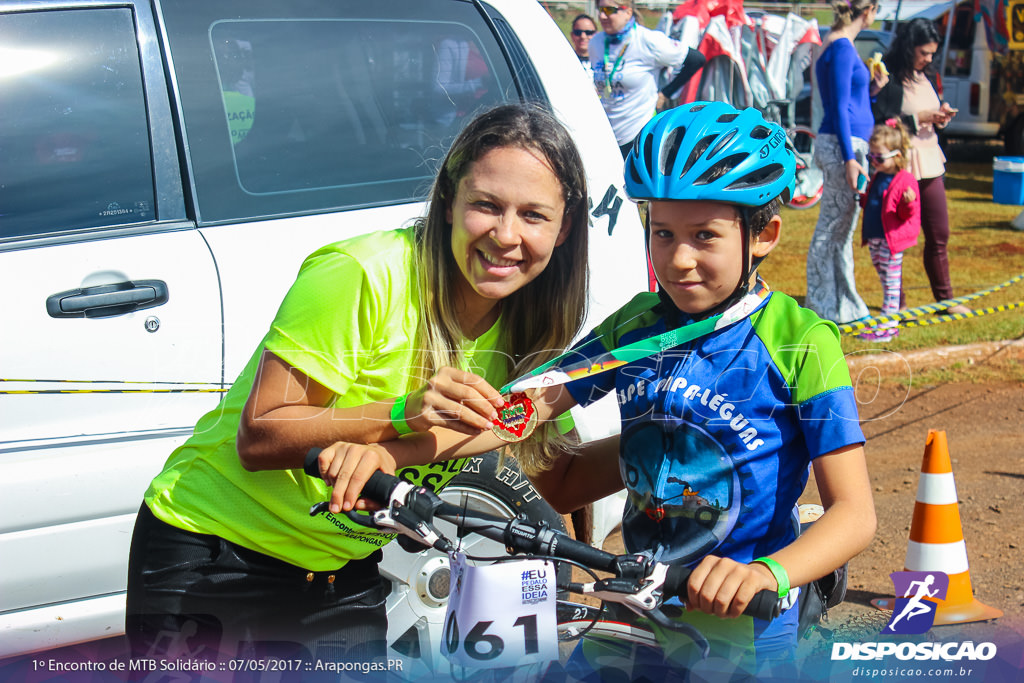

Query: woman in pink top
[872,18,969,315]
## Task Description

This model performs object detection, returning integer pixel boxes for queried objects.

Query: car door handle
[46,279,169,318]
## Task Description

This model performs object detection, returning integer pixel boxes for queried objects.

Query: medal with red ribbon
[490,392,538,443]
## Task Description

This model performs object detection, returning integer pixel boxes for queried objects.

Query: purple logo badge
[882,571,949,634]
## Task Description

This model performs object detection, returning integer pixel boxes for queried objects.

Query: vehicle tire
[380,451,569,677]
[445,451,567,525]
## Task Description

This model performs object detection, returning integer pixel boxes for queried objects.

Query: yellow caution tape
[894,301,1024,328]
[839,272,1024,335]
[0,379,229,395]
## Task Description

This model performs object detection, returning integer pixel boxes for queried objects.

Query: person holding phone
[872,17,968,315]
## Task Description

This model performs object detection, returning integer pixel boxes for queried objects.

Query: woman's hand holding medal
[403,368,506,436]
[403,368,538,443]
[490,392,539,443]
[317,380,540,511]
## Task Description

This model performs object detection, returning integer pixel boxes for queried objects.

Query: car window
[0,8,155,240]
[161,1,519,224]
[946,5,975,51]
[853,34,892,63]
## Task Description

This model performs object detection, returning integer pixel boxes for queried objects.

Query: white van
[0,0,645,668]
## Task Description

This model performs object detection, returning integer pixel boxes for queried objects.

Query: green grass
[541,6,1024,376]
[760,139,1024,370]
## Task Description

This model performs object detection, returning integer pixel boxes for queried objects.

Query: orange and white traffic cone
[871,429,1003,625]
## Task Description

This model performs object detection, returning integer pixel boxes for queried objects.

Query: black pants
[126,504,390,664]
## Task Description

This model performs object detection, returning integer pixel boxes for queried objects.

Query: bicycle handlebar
[306,453,781,627]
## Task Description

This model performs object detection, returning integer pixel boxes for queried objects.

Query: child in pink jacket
[858,119,921,342]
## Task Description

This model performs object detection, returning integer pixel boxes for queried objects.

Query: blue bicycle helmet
[625,101,795,207]
[626,102,796,320]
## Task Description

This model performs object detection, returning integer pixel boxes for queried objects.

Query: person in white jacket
[591,1,704,156]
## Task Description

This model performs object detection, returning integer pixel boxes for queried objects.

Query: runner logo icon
[882,570,949,634]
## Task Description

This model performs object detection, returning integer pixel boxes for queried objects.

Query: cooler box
[993,156,1024,205]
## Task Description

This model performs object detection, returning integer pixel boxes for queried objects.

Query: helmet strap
[650,204,766,325]
[698,206,757,319]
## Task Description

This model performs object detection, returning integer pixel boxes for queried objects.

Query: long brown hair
[413,103,590,474]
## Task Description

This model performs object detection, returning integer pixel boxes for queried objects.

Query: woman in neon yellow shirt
[126,103,591,663]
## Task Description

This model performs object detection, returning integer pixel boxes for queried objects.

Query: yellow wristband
[752,557,789,599]
[390,394,413,436]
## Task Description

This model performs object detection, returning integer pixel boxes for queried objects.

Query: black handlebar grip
[662,563,781,621]
[362,470,400,506]
[534,529,620,573]
[303,447,400,506]
[744,588,782,621]
[663,563,691,600]
[303,447,325,479]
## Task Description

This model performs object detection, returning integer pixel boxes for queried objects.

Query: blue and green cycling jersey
[565,286,864,664]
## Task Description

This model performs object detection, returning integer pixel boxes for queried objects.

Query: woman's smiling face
[447,145,569,322]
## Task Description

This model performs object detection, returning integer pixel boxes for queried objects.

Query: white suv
[0,0,645,667]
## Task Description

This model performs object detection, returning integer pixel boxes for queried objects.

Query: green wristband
[752,557,790,599]
[390,394,413,436]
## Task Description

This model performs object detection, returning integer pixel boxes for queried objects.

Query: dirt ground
[591,341,1024,651]
[803,347,1024,645]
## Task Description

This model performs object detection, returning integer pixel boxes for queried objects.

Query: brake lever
[308,481,453,552]
[641,606,711,660]
[308,500,393,530]
[389,504,453,552]
[578,561,711,659]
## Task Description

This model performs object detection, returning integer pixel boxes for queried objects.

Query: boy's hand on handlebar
[686,555,778,619]
[405,368,505,435]
[314,442,396,514]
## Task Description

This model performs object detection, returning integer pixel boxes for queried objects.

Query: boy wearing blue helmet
[535,101,874,676]
[318,102,875,676]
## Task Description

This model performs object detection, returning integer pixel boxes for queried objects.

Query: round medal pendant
[491,393,538,443]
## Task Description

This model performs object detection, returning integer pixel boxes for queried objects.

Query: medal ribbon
[602,34,631,95]
[500,285,769,395]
